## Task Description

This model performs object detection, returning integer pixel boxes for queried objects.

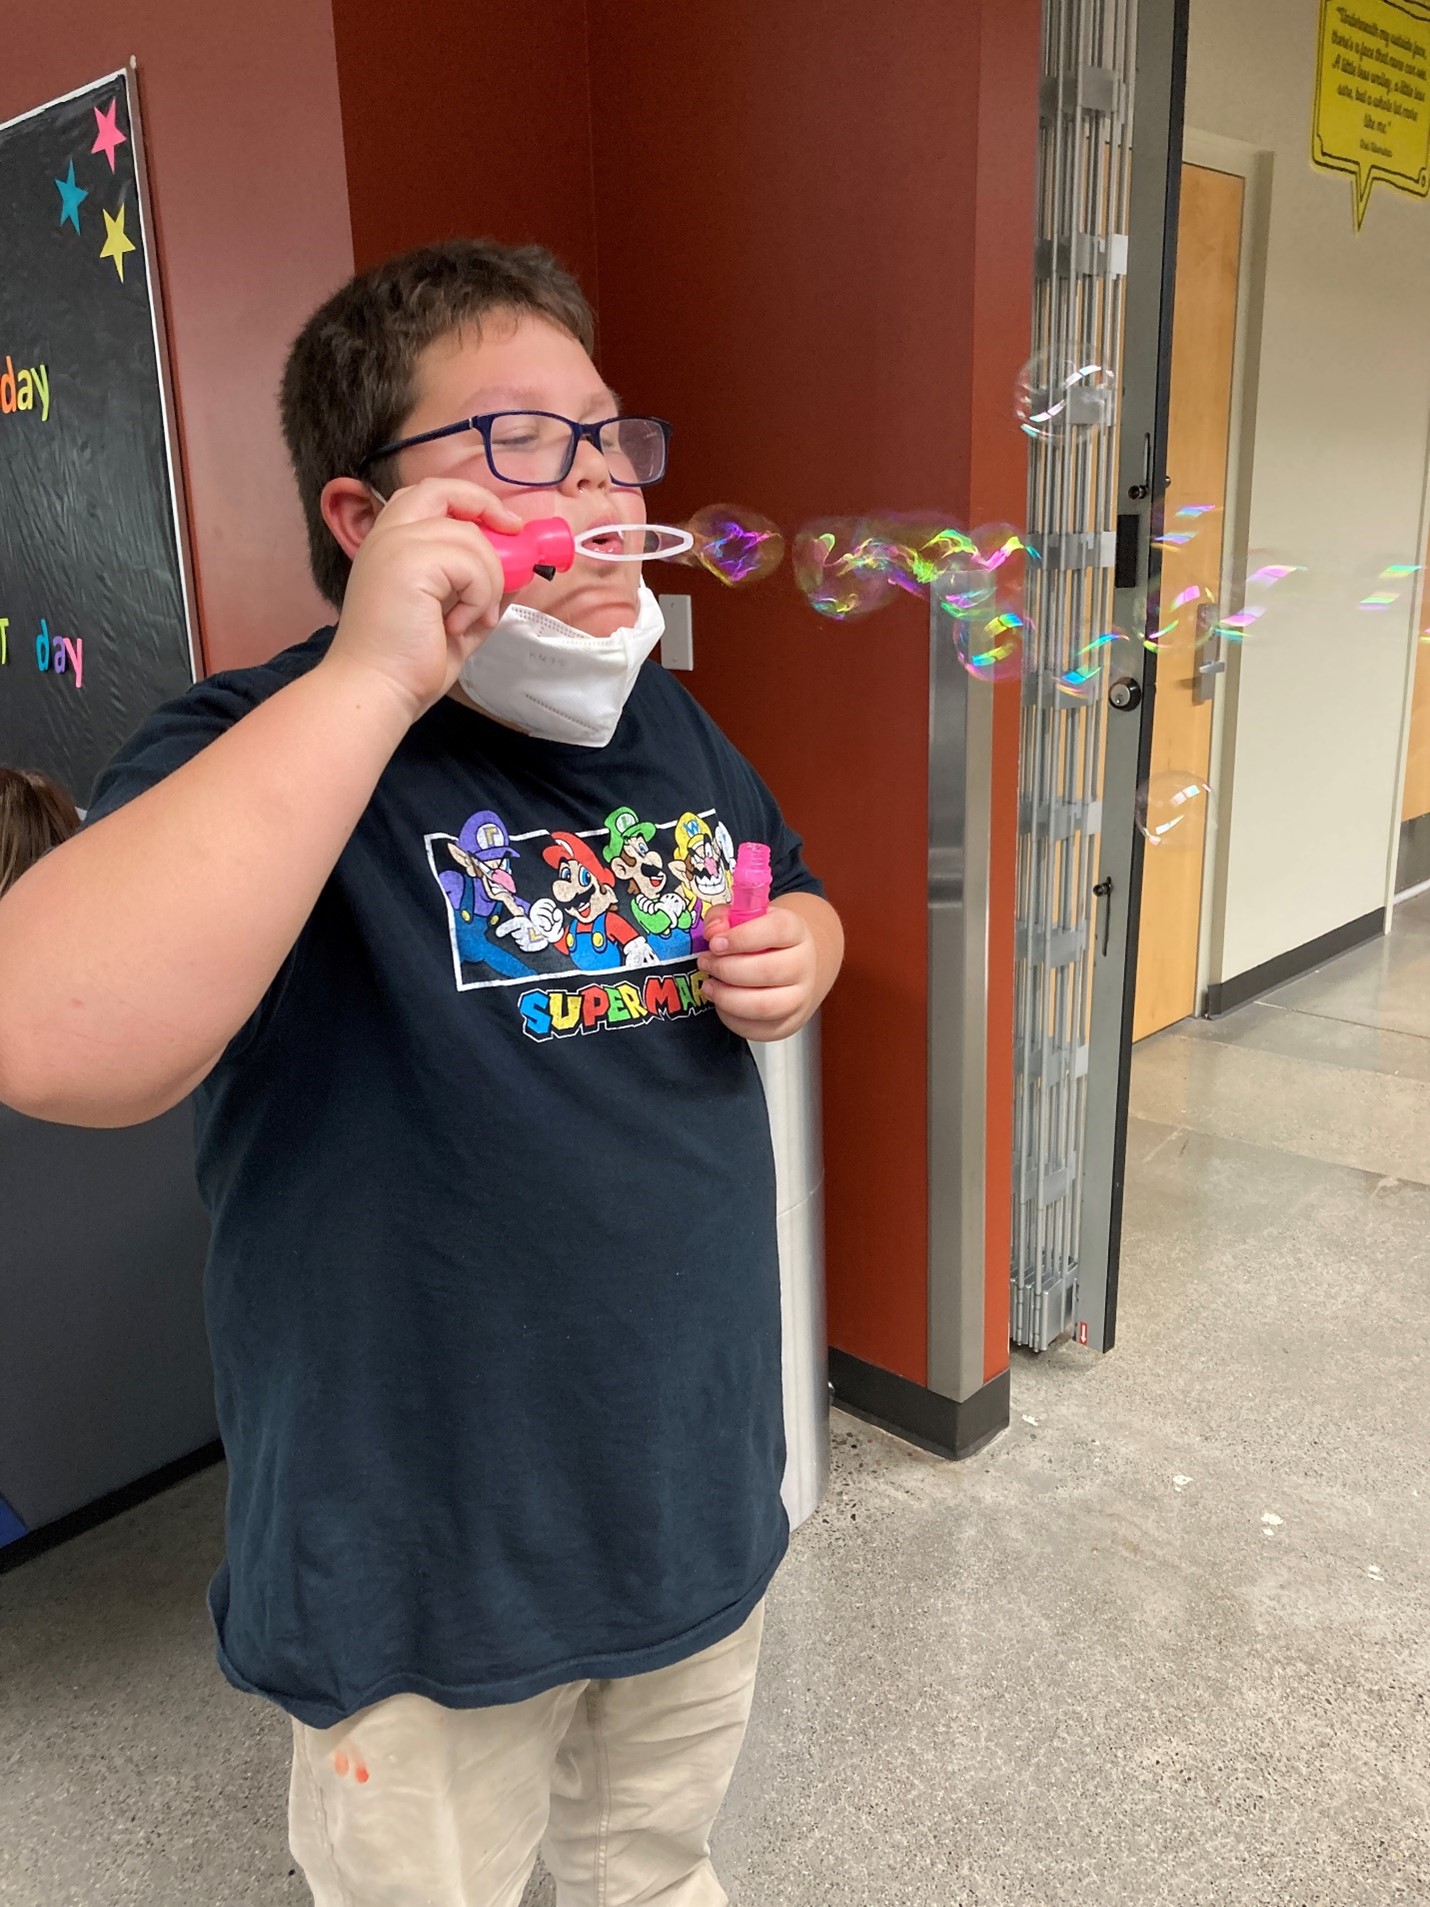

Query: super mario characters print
[423,803,738,1040]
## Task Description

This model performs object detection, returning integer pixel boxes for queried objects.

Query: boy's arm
[0,478,520,1127]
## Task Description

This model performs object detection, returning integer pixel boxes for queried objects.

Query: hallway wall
[331,0,599,287]
[1185,0,1430,983]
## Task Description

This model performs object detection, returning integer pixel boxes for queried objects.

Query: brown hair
[279,239,597,607]
[0,767,81,899]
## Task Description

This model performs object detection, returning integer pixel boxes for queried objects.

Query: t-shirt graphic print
[428,799,740,1040]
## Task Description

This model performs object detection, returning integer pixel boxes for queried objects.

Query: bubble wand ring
[572,525,694,563]
[476,517,694,589]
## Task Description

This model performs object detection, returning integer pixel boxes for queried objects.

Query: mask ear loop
[572,525,695,563]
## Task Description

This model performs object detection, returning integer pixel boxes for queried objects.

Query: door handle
[1092,876,1113,957]
[1192,600,1223,706]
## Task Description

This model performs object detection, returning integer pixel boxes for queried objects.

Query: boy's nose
[567,432,612,492]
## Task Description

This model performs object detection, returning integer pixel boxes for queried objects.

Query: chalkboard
[0,68,195,805]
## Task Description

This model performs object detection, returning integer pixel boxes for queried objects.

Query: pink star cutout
[91,100,128,173]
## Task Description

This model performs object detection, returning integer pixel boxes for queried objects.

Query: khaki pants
[288,1602,765,1907]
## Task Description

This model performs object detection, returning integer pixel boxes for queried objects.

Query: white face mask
[456,582,665,748]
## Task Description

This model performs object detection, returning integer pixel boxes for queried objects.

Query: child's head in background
[0,767,80,899]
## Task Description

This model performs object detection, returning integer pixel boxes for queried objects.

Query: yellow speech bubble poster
[1313,0,1430,226]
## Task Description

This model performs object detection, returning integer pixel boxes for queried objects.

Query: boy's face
[392,315,649,639]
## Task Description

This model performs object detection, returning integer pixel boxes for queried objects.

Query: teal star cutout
[55,160,87,233]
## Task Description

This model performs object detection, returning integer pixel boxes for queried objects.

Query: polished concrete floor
[3,901,1428,1905]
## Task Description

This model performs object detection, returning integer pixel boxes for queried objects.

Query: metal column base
[829,1350,1010,1461]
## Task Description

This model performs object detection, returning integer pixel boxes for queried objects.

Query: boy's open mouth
[581,527,631,557]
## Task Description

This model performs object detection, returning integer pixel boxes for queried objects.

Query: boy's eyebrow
[457,387,622,417]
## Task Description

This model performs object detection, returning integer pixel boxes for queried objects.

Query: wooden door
[1133,162,1244,1041]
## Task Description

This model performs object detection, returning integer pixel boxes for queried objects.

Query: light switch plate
[658,593,693,671]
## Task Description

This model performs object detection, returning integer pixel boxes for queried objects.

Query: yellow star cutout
[99,204,136,282]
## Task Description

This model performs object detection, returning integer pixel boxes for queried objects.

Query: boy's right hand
[325,479,526,721]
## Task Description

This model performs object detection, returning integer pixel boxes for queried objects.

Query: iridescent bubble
[1357,558,1422,614]
[791,518,899,621]
[973,521,1038,577]
[1214,607,1264,641]
[1143,582,1216,653]
[1136,771,1214,852]
[1223,550,1311,643]
[937,564,998,620]
[955,600,1027,684]
[682,503,786,587]
[869,514,979,594]
[1055,626,1137,700]
[1245,561,1302,589]
[1015,350,1116,443]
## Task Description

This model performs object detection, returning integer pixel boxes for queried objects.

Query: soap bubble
[683,503,785,586]
[791,518,899,621]
[1136,771,1214,852]
[1143,582,1216,653]
[1015,350,1116,442]
[1218,550,1310,644]
[863,514,979,595]
[954,600,1028,684]
[1356,557,1422,615]
[1055,626,1137,700]
[973,521,1037,578]
[937,563,999,620]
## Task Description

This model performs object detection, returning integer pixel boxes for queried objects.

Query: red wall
[332,0,599,287]
[0,2,354,676]
[587,0,1037,1385]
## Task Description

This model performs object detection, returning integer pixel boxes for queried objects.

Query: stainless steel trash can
[753,1014,829,1531]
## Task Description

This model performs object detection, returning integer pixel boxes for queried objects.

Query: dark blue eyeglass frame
[357,410,672,486]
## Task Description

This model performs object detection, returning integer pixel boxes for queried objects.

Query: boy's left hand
[697,902,821,1043]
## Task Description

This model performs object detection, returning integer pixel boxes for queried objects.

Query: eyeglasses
[358,411,671,488]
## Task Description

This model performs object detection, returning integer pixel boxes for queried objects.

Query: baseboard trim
[1202,909,1382,1019]
[829,1350,1010,1460]
[0,1440,224,1575]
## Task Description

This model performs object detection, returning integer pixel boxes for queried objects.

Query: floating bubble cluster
[666,501,1042,686]
[1015,350,1116,443]
[680,503,785,587]
[1136,771,1214,852]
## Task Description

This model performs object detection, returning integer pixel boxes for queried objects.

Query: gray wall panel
[0,1103,214,1533]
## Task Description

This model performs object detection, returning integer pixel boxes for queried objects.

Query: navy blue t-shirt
[86,631,822,1727]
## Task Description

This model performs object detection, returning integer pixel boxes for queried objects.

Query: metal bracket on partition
[1034,233,1130,280]
[1039,67,1122,122]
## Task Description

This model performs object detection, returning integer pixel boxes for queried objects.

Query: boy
[0,240,843,1905]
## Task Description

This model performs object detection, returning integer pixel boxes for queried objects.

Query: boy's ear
[321,476,383,564]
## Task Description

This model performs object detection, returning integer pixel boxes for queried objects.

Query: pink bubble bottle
[728,842,772,927]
